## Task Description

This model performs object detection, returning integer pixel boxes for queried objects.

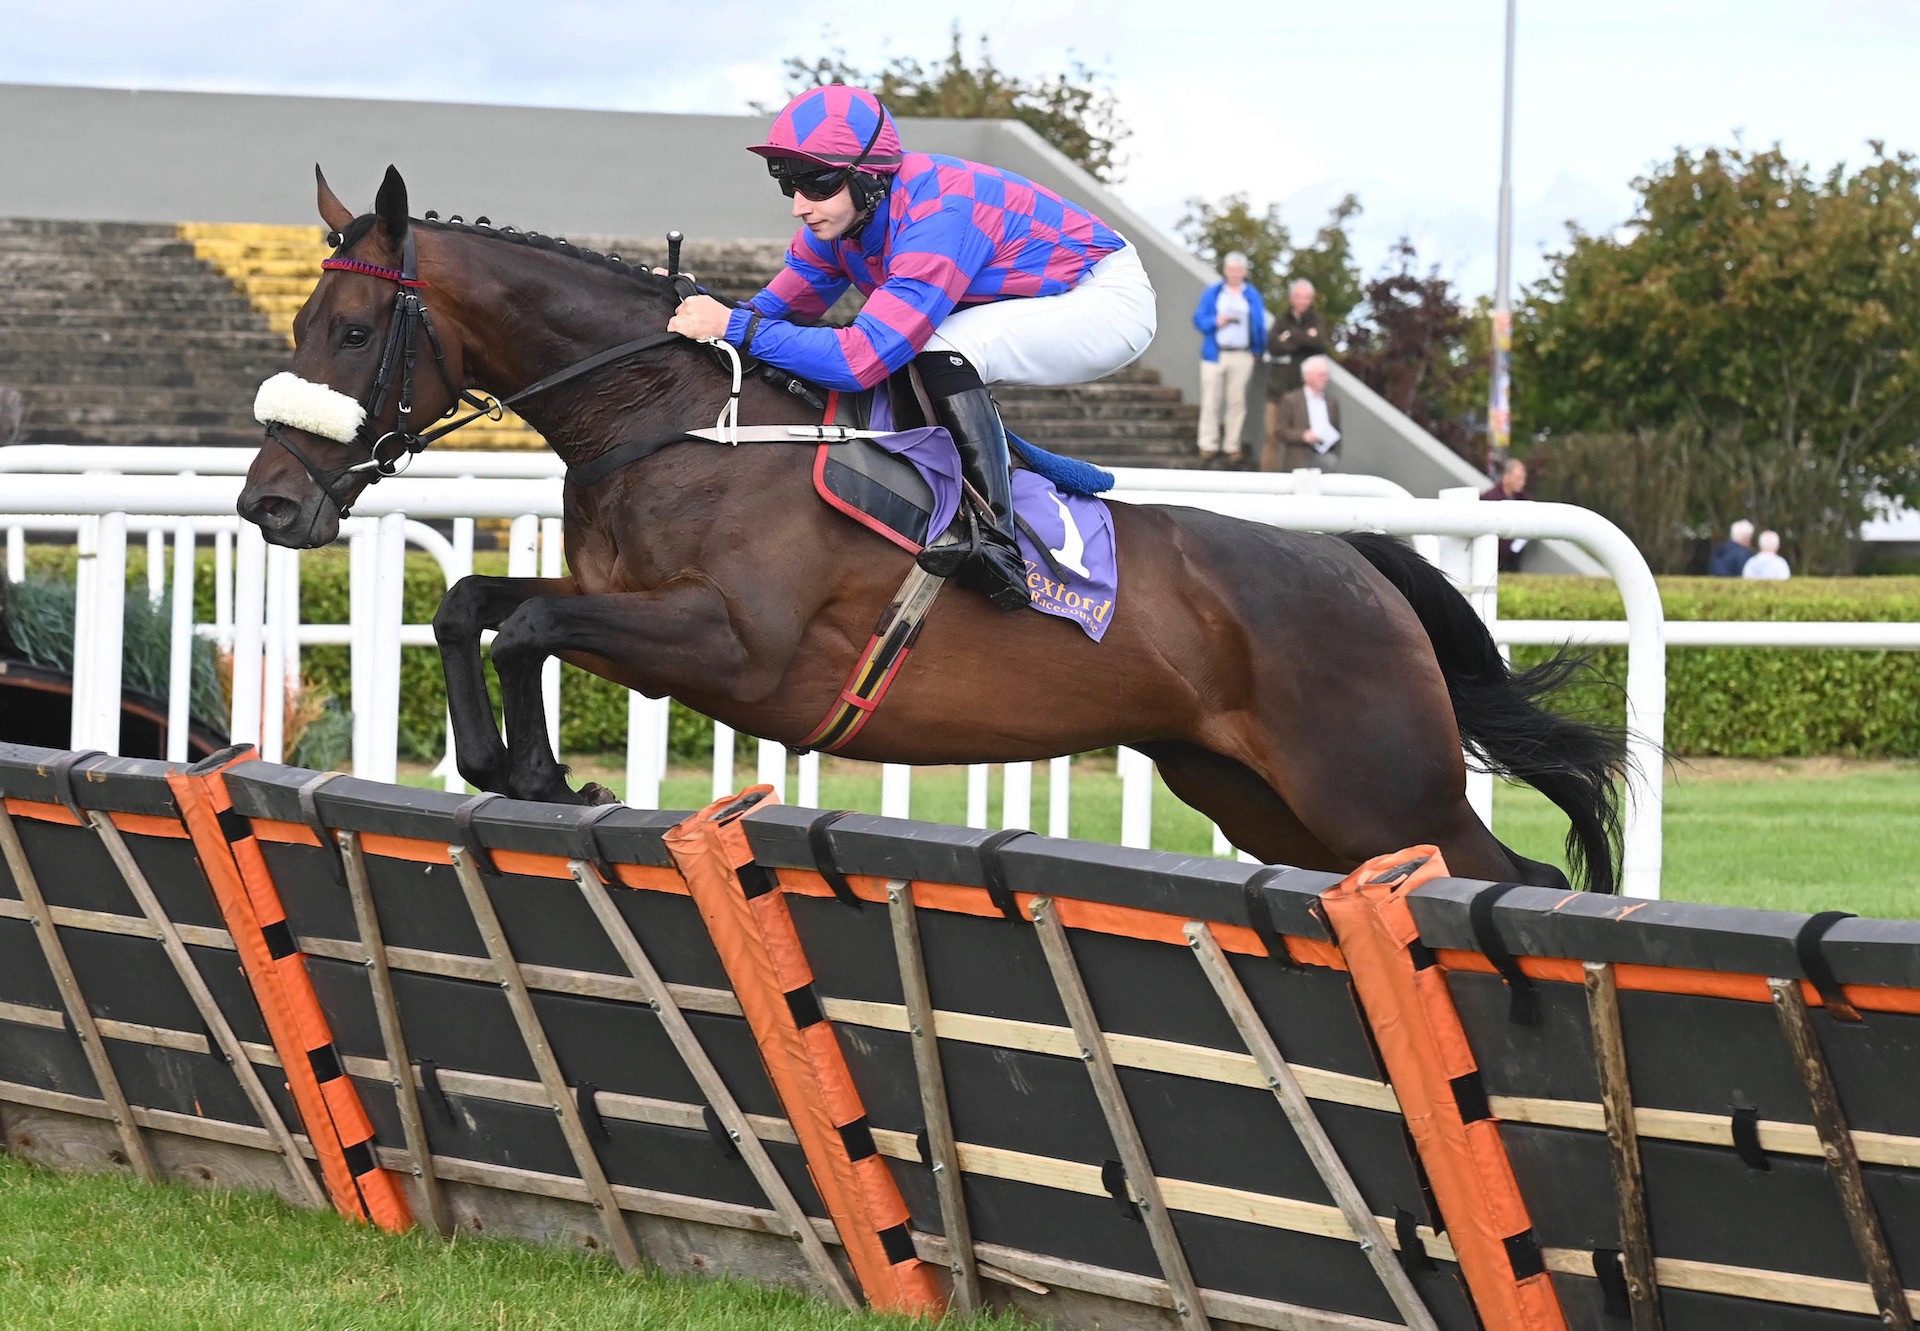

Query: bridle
[267,225,703,518]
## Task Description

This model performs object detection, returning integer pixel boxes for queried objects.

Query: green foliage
[1343,239,1480,463]
[770,25,1130,183]
[288,697,353,771]
[1533,424,1881,575]
[1285,194,1365,333]
[288,550,712,762]
[1503,576,1920,757]
[1516,141,1920,571]
[1177,191,1363,327]
[0,574,225,724]
[1532,426,1715,573]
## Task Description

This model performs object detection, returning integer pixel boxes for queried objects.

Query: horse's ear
[373,165,409,241]
[315,165,353,234]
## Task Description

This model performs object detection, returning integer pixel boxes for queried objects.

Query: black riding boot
[913,352,1032,611]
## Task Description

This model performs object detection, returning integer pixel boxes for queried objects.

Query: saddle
[814,367,1116,558]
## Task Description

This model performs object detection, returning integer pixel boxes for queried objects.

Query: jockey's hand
[668,294,732,342]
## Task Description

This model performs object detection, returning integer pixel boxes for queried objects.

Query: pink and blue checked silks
[723,153,1127,391]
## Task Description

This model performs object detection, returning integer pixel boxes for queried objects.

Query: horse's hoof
[578,782,621,806]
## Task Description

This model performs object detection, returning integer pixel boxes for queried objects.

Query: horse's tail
[1340,532,1629,894]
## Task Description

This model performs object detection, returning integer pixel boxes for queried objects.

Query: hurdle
[4,740,1919,1329]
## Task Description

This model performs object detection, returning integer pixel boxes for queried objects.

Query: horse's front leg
[432,574,575,793]
[486,584,750,805]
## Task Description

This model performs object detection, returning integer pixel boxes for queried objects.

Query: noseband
[266,227,700,518]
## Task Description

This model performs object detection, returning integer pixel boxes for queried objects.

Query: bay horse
[238,166,1627,892]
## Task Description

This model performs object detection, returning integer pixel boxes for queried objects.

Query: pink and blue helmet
[749,85,903,173]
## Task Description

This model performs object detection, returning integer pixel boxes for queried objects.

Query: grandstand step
[0,310,278,334]
[4,291,282,314]
[1,357,286,384]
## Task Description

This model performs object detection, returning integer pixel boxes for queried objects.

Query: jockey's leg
[911,350,1031,611]
[910,241,1157,610]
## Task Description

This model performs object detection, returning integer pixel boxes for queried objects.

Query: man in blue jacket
[1191,252,1266,465]
[1707,519,1756,576]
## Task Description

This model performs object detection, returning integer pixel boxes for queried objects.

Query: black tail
[1341,532,1630,894]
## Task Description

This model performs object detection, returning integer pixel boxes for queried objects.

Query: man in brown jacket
[1264,355,1342,472]
[1263,278,1329,454]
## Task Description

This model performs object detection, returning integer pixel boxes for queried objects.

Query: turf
[0,1153,1011,1331]
[1492,761,1920,916]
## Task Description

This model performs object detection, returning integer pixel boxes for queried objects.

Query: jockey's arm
[721,203,994,392]
[748,230,851,324]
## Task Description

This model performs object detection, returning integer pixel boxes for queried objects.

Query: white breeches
[924,242,1158,387]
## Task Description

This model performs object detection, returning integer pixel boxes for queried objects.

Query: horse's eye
[340,326,371,349]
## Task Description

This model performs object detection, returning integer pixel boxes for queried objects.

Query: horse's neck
[454,265,821,468]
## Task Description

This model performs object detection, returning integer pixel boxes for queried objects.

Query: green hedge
[1501,576,1920,757]
[21,547,1917,760]
[19,545,708,762]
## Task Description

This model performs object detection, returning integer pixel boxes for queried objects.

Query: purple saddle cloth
[812,391,1118,642]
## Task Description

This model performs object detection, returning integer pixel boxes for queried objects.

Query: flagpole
[1489,0,1517,462]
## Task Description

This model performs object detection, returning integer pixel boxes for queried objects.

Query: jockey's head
[750,86,901,241]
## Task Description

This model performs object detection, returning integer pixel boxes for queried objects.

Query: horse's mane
[330,209,829,409]
[332,210,682,297]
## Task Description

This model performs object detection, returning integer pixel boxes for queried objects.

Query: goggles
[768,159,853,202]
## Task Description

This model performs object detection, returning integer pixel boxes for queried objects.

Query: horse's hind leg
[1197,691,1530,885]
[1495,835,1573,891]
[1268,738,1526,885]
[1138,741,1344,871]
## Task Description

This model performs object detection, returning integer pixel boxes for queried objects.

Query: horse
[238,166,1628,892]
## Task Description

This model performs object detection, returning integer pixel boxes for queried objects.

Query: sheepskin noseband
[254,372,366,444]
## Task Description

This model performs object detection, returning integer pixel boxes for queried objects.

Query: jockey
[667,85,1157,610]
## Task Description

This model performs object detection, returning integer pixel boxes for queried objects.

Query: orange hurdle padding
[169,753,414,1233]
[665,787,941,1314]
[1319,848,1566,1331]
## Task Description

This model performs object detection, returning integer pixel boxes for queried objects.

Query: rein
[270,228,732,517]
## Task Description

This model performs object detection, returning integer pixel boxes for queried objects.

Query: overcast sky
[5,0,1915,297]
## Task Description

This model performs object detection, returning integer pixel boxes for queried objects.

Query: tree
[767,26,1130,183]
[1343,239,1480,462]
[1515,141,1920,570]
[1177,192,1363,328]
[1286,194,1365,335]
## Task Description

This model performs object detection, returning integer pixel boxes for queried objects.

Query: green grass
[0,1154,1009,1331]
[1493,760,1920,916]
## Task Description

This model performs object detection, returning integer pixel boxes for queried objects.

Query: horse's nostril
[239,490,296,528]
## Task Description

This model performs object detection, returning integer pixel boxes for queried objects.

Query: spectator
[1265,354,1342,472]
[1192,252,1266,465]
[1484,445,1510,486]
[1707,519,1756,576]
[1479,457,1532,571]
[1264,279,1329,460]
[1741,529,1791,580]
[0,387,22,446]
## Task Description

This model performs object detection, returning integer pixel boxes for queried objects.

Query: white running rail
[6,450,1916,899]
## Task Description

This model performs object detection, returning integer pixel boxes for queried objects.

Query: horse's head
[239,166,472,547]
